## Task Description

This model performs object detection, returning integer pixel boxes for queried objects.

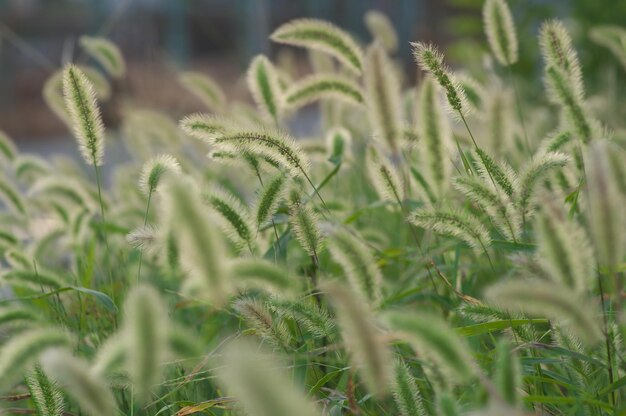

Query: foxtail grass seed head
[366,147,404,204]
[485,279,602,346]
[410,208,492,253]
[483,0,518,66]
[365,43,403,153]
[284,74,365,111]
[25,365,66,416]
[535,196,594,294]
[494,339,521,406]
[247,55,283,122]
[212,126,310,178]
[79,36,126,78]
[418,76,452,199]
[322,281,393,397]
[412,42,468,116]
[41,349,117,416]
[289,191,323,257]
[0,129,17,161]
[539,20,583,93]
[325,126,353,163]
[590,25,626,71]
[453,175,521,242]
[179,113,231,142]
[271,18,364,75]
[584,140,625,270]
[269,298,335,339]
[217,340,322,416]
[386,312,475,383]
[179,71,226,113]
[204,186,255,251]
[364,10,399,53]
[0,328,70,391]
[139,154,181,195]
[392,359,427,416]
[62,64,105,166]
[233,297,292,349]
[254,173,287,228]
[230,258,295,292]
[327,227,382,306]
[163,176,231,305]
[123,284,169,403]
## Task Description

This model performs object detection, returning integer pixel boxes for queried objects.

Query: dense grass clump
[2,3,626,415]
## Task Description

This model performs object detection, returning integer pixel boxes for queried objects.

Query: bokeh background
[1,0,625,154]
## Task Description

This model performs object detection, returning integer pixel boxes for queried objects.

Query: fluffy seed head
[364,10,399,53]
[418,76,452,199]
[123,284,169,403]
[271,18,364,74]
[0,327,70,391]
[41,349,117,416]
[79,36,126,78]
[25,365,66,416]
[365,43,403,153]
[62,64,105,166]
[386,312,475,383]
[326,227,382,306]
[284,74,365,111]
[247,55,283,122]
[411,42,468,115]
[322,281,393,397]
[217,340,322,416]
[179,71,226,113]
[163,176,230,305]
[392,359,427,416]
[584,140,625,270]
[139,154,181,195]
[483,0,518,66]
[485,279,602,346]
[410,208,492,253]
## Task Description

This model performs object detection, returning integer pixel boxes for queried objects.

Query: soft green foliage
[3,10,626,416]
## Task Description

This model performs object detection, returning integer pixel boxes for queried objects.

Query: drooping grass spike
[79,36,126,78]
[139,154,181,196]
[284,74,365,111]
[179,71,226,113]
[271,18,364,75]
[485,279,602,346]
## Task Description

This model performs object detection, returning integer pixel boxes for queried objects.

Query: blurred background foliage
[1,0,625,142]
